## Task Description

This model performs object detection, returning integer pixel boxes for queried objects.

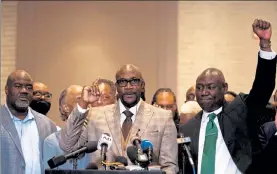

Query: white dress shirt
[198,107,241,174]
[5,104,41,174]
[197,49,276,174]
[77,99,142,128]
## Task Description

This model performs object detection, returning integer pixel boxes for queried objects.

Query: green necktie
[201,113,218,174]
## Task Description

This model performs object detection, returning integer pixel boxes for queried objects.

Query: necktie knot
[123,110,134,118]
[208,113,216,121]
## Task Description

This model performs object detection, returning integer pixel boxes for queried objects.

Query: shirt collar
[119,98,142,116]
[202,107,222,122]
[5,104,34,122]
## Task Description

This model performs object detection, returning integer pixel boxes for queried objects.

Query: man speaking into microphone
[59,65,178,174]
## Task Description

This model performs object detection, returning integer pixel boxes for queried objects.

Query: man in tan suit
[59,64,178,173]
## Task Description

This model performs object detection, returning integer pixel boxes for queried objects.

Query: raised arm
[246,19,277,109]
[59,80,101,152]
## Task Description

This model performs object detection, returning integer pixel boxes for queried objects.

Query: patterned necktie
[201,113,218,174]
[122,110,134,140]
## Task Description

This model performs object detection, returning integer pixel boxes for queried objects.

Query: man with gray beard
[0,70,57,174]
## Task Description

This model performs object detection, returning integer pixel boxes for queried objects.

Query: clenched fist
[252,19,271,40]
[79,78,101,109]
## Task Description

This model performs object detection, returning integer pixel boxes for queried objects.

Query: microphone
[110,156,128,170]
[130,134,142,152]
[141,140,153,162]
[48,141,98,169]
[86,163,98,169]
[177,133,195,169]
[127,146,138,164]
[97,133,113,162]
[130,134,148,164]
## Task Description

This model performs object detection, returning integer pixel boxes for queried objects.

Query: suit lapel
[33,111,44,152]
[0,105,24,158]
[192,112,202,156]
[105,104,122,155]
[131,102,152,139]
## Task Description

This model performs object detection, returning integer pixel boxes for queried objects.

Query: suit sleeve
[245,52,276,111]
[59,107,89,153]
[159,112,179,174]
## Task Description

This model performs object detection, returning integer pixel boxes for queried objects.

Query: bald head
[115,64,145,108]
[6,70,33,87]
[186,85,196,102]
[197,68,226,83]
[115,64,142,80]
[33,82,48,91]
[5,70,33,116]
[59,85,83,121]
[196,68,228,112]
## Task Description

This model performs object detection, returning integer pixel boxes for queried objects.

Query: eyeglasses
[116,78,142,87]
[33,91,52,99]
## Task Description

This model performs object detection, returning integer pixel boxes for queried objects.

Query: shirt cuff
[275,131,277,136]
[77,103,88,113]
[259,50,277,60]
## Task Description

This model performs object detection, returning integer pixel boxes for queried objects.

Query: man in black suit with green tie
[179,19,276,174]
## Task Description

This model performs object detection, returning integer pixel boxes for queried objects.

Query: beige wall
[1,2,18,104]
[1,1,277,127]
[177,1,277,107]
[15,1,178,127]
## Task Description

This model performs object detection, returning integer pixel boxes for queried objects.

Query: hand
[79,78,100,109]
[252,19,272,40]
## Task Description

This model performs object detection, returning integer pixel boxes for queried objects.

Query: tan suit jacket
[59,101,178,174]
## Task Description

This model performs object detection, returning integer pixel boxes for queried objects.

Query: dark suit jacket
[179,54,276,174]
[257,121,277,174]
[0,105,57,174]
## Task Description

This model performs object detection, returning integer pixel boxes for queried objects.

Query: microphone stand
[73,159,78,170]
[101,152,107,170]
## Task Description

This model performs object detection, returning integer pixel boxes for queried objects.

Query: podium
[45,170,166,174]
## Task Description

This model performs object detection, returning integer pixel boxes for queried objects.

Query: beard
[13,99,30,112]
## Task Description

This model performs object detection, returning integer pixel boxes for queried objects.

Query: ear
[141,81,145,90]
[223,83,228,93]
[5,86,8,95]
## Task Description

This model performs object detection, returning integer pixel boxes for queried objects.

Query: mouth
[123,93,136,101]
[18,97,29,101]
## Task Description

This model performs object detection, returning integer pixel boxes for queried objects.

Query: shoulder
[31,109,57,127]
[144,102,172,118]
[44,132,59,145]
[261,121,276,133]
[179,113,201,131]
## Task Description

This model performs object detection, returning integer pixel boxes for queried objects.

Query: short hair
[151,88,179,128]
[97,78,116,95]
[59,88,67,106]
[225,91,237,97]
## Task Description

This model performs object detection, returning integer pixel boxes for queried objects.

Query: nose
[201,87,210,96]
[125,82,133,89]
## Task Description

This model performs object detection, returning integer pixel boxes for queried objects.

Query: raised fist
[79,78,100,109]
[252,19,272,40]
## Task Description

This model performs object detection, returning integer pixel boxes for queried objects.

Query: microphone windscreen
[47,155,66,169]
[115,156,128,166]
[86,162,98,169]
[141,140,153,151]
[97,133,113,150]
[126,146,137,164]
[85,141,98,153]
